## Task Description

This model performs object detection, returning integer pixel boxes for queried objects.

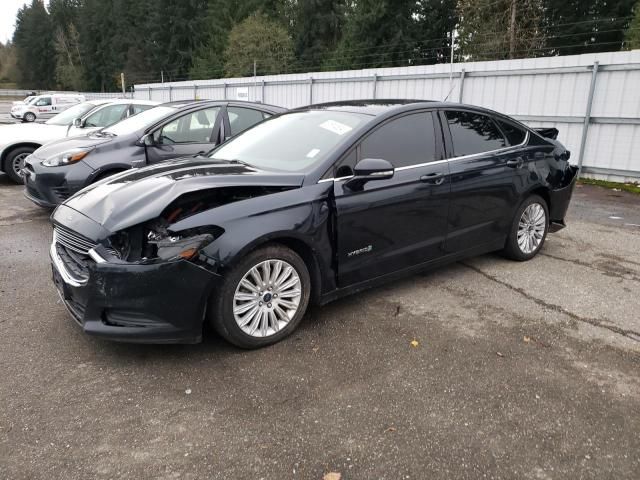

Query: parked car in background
[47,100,578,347]
[1,99,158,183]
[10,93,86,123]
[11,92,38,107]
[23,100,285,207]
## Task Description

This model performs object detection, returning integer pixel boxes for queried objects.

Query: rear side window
[445,111,506,156]
[360,112,437,168]
[496,119,526,145]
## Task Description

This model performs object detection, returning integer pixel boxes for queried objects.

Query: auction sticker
[319,120,353,135]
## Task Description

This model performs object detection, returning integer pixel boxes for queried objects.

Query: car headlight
[147,232,216,261]
[42,148,92,167]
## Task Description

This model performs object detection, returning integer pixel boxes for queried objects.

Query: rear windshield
[103,106,176,135]
[209,110,368,172]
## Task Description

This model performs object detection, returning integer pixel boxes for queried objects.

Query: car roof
[298,99,512,118]
[159,99,285,113]
[86,98,158,106]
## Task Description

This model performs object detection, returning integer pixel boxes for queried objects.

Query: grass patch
[578,178,640,195]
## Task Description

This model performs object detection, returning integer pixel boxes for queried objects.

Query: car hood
[61,158,305,233]
[32,132,116,160]
[0,123,68,147]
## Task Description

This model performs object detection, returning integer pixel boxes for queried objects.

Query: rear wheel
[3,146,35,184]
[503,194,549,261]
[23,112,36,123]
[209,245,311,349]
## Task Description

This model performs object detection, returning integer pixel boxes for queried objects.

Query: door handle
[420,172,446,185]
[506,157,524,168]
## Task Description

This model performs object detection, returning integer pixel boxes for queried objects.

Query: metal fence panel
[134,50,640,181]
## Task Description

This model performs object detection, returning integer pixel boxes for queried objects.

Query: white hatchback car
[1,98,158,183]
[10,93,86,123]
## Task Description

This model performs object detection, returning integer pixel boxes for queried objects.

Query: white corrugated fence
[135,50,640,182]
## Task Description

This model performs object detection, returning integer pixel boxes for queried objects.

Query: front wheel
[3,146,35,184]
[503,194,549,261]
[23,112,36,123]
[209,245,311,349]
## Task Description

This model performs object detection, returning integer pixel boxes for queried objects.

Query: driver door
[145,106,222,164]
[333,111,450,287]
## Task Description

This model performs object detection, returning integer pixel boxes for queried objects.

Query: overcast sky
[1,0,49,45]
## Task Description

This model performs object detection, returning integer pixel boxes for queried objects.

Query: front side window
[210,110,368,173]
[154,107,220,144]
[228,107,269,136]
[84,104,129,128]
[360,112,437,168]
[35,97,52,107]
[445,110,506,157]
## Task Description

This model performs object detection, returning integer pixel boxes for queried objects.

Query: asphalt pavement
[0,174,639,480]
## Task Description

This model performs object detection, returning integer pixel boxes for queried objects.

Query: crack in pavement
[461,262,640,343]
[540,252,640,283]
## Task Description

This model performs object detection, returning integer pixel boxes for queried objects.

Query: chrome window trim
[318,131,529,183]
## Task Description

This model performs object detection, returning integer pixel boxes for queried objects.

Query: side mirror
[73,117,83,128]
[344,158,394,191]
[140,133,156,146]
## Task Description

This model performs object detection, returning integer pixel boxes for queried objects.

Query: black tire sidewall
[4,146,35,184]
[505,194,549,261]
[210,245,311,349]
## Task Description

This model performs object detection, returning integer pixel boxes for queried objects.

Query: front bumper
[50,238,220,344]
[23,157,93,208]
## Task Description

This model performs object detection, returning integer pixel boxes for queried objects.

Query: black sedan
[49,100,578,348]
[23,100,285,207]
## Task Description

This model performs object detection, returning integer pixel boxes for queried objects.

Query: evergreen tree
[329,0,457,70]
[624,1,640,49]
[223,13,294,76]
[13,0,56,89]
[542,0,635,55]
[457,0,544,61]
[292,0,344,69]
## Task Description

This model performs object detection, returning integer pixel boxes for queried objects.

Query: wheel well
[91,168,127,183]
[1,143,41,164]
[256,237,323,305]
[528,187,551,211]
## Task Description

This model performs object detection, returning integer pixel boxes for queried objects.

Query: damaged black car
[50,100,578,348]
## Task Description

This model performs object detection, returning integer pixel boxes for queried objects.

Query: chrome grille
[54,225,97,255]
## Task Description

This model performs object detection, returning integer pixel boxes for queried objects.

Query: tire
[503,194,549,261]
[209,244,311,349]
[3,146,35,184]
[23,112,36,123]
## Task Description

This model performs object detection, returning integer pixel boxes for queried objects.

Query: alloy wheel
[12,152,30,178]
[233,259,302,338]
[517,202,546,254]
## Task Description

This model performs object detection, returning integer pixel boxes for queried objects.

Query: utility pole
[509,0,517,59]
[161,70,164,84]
[449,30,455,92]
[120,72,125,96]
[253,60,257,102]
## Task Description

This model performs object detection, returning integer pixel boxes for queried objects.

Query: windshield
[27,96,39,105]
[103,106,176,135]
[209,110,368,172]
[45,102,99,126]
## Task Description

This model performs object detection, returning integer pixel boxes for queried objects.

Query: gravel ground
[0,175,639,480]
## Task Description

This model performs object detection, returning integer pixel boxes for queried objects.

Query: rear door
[333,111,450,286]
[145,106,222,164]
[440,109,525,253]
